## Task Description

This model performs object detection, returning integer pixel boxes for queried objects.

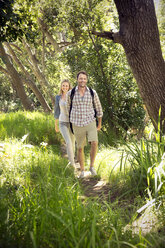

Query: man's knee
[78,147,84,153]
[91,141,98,147]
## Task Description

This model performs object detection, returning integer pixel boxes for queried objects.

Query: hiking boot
[79,171,85,178]
[90,167,97,176]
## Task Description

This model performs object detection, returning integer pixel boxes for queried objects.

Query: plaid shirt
[66,86,103,127]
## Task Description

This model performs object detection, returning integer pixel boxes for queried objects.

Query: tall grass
[0,139,147,248]
[0,111,61,145]
[117,127,165,200]
[0,111,164,247]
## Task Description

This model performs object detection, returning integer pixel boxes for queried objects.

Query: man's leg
[90,141,98,168]
[72,124,86,173]
[78,147,85,171]
[87,121,98,175]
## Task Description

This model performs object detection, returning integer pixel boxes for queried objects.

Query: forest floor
[61,143,161,237]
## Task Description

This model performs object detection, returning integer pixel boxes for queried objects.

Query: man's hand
[97,117,102,131]
[97,124,102,131]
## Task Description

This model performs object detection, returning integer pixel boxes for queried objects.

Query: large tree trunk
[0,42,34,111]
[93,0,165,132]
[114,0,165,131]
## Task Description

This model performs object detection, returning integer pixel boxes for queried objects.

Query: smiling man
[66,71,103,178]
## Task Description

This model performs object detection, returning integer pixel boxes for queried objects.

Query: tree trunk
[4,42,52,112]
[0,42,34,111]
[114,0,165,132]
[22,38,55,105]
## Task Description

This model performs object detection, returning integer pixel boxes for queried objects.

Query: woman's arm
[55,119,59,132]
[54,95,61,119]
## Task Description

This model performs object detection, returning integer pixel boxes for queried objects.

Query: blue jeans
[59,122,75,165]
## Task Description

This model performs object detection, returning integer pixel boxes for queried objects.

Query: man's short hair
[77,71,88,79]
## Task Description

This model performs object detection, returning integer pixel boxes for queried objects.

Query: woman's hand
[55,126,59,132]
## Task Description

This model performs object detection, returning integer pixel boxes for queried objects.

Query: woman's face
[61,82,69,93]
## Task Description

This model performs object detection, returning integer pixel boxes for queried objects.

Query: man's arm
[93,91,103,131]
[97,117,102,131]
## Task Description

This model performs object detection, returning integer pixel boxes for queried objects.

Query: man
[66,71,103,178]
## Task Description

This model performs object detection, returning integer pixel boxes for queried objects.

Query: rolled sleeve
[93,91,103,118]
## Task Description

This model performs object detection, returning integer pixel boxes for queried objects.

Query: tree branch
[92,31,123,44]
[0,65,9,76]
[38,18,62,53]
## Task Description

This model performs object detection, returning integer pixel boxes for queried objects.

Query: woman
[54,79,75,167]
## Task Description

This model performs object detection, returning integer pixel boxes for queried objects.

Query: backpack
[69,86,98,134]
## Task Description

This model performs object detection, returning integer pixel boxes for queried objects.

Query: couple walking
[54,71,103,178]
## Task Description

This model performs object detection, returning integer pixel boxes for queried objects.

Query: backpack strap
[69,86,76,133]
[89,87,98,126]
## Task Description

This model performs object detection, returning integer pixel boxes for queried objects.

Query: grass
[0,111,61,145]
[0,111,165,247]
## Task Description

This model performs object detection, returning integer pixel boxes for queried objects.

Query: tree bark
[94,0,165,132]
[22,38,55,105]
[4,42,52,112]
[0,42,34,111]
[114,0,165,131]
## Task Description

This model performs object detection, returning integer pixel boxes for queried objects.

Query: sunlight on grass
[94,145,132,184]
[0,111,164,248]
[0,111,61,145]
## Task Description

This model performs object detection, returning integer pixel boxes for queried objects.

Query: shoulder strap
[89,87,95,108]
[70,86,76,101]
[89,87,94,98]
[89,87,97,122]
[69,86,76,118]
[69,87,76,134]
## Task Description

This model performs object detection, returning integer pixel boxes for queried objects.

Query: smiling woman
[54,79,76,167]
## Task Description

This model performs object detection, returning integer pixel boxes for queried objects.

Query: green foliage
[0,0,22,42]
[0,0,146,135]
[0,0,38,42]
[117,128,165,201]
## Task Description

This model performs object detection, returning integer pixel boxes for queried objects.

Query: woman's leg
[59,122,75,166]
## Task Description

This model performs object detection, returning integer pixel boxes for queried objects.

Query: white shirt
[59,98,69,122]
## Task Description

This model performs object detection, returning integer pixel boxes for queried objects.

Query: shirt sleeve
[93,90,103,118]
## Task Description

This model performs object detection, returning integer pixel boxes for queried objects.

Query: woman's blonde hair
[59,79,72,95]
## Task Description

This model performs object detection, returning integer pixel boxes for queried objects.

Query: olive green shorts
[72,121,98,148]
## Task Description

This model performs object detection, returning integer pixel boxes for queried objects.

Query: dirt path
[60,143,160,236]
[61,143,113,201]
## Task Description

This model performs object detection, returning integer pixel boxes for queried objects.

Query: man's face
[77,73,88,88]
